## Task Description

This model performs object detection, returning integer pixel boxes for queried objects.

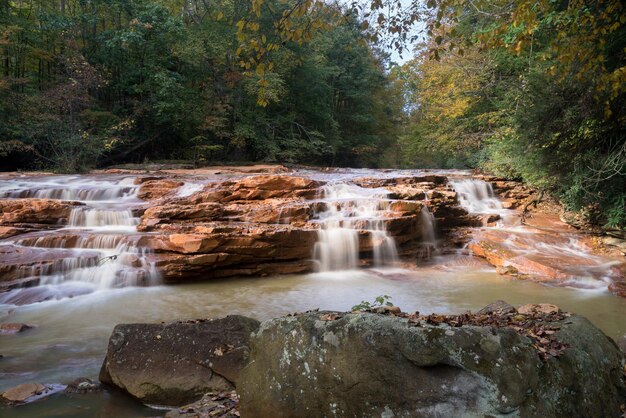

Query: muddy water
[3,259,626,416]
[1,170,626,417]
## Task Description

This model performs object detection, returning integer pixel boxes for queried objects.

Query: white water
[313,182,398,271]
[450,178,620,290]
[0,176,139,203]
[177,182,205,197]
[451,179,503,214]
[419,206,438,258]
[0,176,159,304]
[1,170,626,418]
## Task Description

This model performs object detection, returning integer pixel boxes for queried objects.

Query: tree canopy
[1,0,624,228]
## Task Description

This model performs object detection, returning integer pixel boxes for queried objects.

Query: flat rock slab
[99,315,259,406]
[0,323,33,335]
[1,383,65,405]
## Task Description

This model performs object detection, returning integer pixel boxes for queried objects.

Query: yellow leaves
[256,63,265,76]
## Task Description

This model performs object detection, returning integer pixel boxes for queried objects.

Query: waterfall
[177,182,204,198]
[1,175,160,303]
[68,208,139,229]
[0,176,139,201]
[312,182,398,271]
[419,206,438,258]
[450,179,503,214]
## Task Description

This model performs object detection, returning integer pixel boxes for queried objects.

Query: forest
[0,0,624,228]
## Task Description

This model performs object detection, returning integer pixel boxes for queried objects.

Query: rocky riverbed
[1,166,626,417]
[1,166,624,299]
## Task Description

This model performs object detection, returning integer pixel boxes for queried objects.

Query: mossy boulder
[239,311,626,417]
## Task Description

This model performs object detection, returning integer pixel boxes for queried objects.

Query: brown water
[2,170,626,417]
[2,257,626,416]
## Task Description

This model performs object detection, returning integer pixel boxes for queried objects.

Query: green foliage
[351,295,393,312]
[398,1,626,230]
[0,0,400,171]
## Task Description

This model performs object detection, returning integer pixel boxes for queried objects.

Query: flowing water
[313,182,398,271]
[1,170,626,417]
[0,176,160,306]
[450,178,503,214]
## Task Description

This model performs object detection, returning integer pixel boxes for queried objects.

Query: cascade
[177,182,204,198]
[450,179,504,214]
[0,176,138,201]
[419,206,438,258]
[312,182,398,271]
[68,208,139,229]
[0,175,159,304]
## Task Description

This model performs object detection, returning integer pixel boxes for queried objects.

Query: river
[1,168,625,416]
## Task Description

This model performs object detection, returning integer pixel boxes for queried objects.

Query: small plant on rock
[351,295,394,312]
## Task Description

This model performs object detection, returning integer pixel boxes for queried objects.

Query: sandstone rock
[496,265,519,276]
[609,281,626,298]
[0,323,33,335]
[386,185,426,200]
[389,200,423,214]
[502,200,518,209]
[225,175,322,201]
[0,245,100,284]
[137,179,185,200]
[1,382,64,405]
[355,175,448,188]
[239,312,626,418]
[99,315,260,406]
[476,300,516,315]
[480,214,501,225]
[518,303,561,315]
[0,199,83,225]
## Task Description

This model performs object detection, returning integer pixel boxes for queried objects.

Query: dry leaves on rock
[396,309,570,362]
[166,391,239,418]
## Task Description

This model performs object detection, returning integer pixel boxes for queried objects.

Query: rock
[99,315,260,406]
[239,311,626,417]
[389,201,423,214]
[476,300,516,315]
[480,214,501,225]
[0,245,100,285]
[137,179,185,200]
[386,185,427,200]
[518,303,561,315]
[64,377,101,394]
[164,391,239,418]
[0,323,33,335]
[609,280,626,298]
[496,265,519,276]
[617,335,626,354]
[1,383,46,404]
[1,383,65,405]
[468,228,610,284]
[0,199,83,225]
[225,175,322,201]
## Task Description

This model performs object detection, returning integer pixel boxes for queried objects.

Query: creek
[1,169,625,416]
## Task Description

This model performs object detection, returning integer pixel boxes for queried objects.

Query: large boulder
[239,310,626,417]
[99,315,260,406]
